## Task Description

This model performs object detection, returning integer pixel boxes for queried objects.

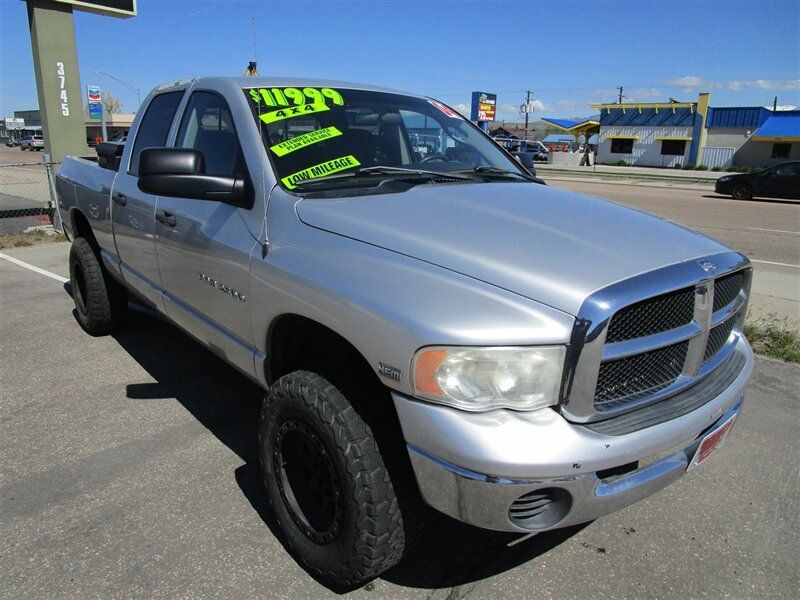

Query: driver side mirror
[138,147,248,206]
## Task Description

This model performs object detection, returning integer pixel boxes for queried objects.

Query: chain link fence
[0,160,61,234]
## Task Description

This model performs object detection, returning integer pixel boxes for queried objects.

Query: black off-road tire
[69,237,127,335]
[732,183,753,200]
[259,371,410,589]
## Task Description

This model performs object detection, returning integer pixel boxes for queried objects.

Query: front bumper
[393,335,753,533]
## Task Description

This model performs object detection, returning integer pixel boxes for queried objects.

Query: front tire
[69,238,127,335]
[732,183,752,200]
[259,371,407,589]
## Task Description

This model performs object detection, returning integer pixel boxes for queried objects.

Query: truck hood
[296,182,729,315]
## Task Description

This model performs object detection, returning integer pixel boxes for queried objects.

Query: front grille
[704,317,736,361]
[562,255,751,423]
[594,341,689,409]
[586,350,745,436]
[713,272,744,312]
[605,287,695,343]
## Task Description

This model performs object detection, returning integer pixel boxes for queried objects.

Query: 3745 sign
[56,61,70,117]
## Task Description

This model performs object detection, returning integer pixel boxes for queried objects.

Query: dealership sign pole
[470,91,497,133]
[86,85,107,141]
[25,0,136,162]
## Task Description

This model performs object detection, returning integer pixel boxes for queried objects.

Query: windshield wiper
[293,165,471,189]
[453,166,537,181]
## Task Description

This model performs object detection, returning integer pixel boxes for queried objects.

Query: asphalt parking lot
[2,201,799,598]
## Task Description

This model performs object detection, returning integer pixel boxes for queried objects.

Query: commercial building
[592,95,709,168]
[1,109,135,146]
[590,94,800,169]
[705,107,800,168]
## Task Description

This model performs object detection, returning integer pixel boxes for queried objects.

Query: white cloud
[666,76,800,91]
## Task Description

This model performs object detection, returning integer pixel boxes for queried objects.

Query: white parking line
[751,259,800,269]
[0,252,68,283]
[747,227,800,236]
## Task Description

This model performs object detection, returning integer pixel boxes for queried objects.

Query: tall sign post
[25,0,136,162]
[470,91,497,133]
[86,84,106,141]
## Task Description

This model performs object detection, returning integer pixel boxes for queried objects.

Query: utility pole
[773,96,778,111]
[617,86,625,104]
[521,90,534,141]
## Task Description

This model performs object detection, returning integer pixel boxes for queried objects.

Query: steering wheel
[420,153,449,163]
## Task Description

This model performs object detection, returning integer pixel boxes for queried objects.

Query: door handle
[156,210,176,227]
[112,192,127,206]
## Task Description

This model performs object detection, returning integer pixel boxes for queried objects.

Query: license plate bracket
[687,413,737,471]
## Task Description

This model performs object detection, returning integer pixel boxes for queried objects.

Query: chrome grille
[704,316,736,361]
[594,341,689,409]
[561,252,751,423]
[713,272,745,312]
[606,287,695,343]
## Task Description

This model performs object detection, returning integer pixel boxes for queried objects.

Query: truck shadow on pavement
[73,297,584,594]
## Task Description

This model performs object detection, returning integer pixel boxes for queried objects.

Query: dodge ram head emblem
[697,260,717,273]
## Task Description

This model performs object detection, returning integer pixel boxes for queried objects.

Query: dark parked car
[715,162,800,200]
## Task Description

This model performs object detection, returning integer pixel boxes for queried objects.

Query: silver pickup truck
[56,77,753,588]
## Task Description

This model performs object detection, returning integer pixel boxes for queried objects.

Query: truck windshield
[243,86,529,191]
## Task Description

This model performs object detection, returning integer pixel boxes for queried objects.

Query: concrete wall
[597,126,693,167]
[704,128,799,168]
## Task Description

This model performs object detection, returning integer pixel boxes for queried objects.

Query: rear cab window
[128,91,184,175]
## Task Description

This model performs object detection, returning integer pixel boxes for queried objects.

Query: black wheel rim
[273,419,343,544]
[72,262,89,316]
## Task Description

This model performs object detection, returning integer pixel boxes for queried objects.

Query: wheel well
[70,210,100,254]
[266,314,415,493]
[268,314,379,388]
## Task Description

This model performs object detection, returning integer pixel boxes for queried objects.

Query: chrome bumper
[392,335,753,533]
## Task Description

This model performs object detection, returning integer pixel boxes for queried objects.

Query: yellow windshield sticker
[248,87,344,108]
[281,155,361,189]
[259,103,330,124]
[269,126,343,157]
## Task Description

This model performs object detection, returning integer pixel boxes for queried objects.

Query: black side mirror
[137,147,248,206]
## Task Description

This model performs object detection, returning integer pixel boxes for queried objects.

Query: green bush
[673,163,683,169]
[695,165,709,171]
[682,164,695,170]
[614,160,629,166]
[711,166,722,172]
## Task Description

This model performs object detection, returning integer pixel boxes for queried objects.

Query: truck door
[112,90,184,307]
[154,90,260,376]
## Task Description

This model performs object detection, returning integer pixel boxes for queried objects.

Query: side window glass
[129,91,183,175]
[175,91,245,177]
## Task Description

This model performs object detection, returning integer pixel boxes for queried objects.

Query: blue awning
[752,110,800,141]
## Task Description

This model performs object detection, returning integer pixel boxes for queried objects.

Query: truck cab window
[129,91,183,175]
[175,91,246,177]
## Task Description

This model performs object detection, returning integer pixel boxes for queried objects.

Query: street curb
[535,166,717,184]
[541,174,717,192]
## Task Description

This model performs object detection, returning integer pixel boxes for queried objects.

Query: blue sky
[2,0,798,121]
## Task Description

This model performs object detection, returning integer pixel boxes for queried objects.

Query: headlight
[412,346,566,412]
[718,175,733,182]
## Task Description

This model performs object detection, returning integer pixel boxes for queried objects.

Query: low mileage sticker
[281,154,360,189]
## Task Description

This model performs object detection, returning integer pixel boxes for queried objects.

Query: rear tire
[259,371,409,589]
[69,238,127,335]
[732,183,752,200]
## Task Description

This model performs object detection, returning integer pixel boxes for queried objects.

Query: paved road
[547,178,800,325]
[2,242,799,599]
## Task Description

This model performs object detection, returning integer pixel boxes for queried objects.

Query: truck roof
[152,76,420,99]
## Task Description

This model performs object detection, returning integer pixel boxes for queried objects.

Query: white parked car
[20,135,45,151]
